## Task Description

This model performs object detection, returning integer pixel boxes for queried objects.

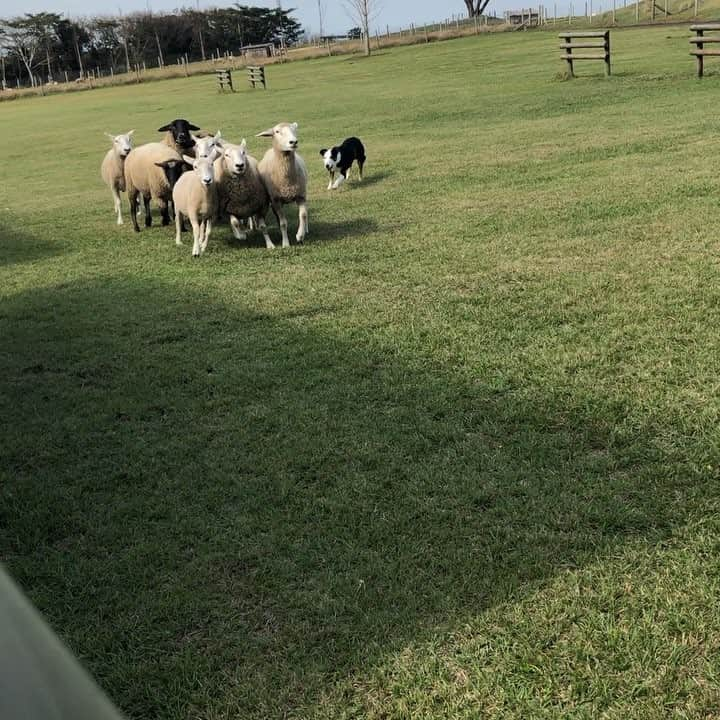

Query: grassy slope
[2,26,720,719]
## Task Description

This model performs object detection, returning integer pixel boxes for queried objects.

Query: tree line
[0,5,303,88]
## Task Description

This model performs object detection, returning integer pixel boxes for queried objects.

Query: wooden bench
[690,24,720,78]
[215,68,234,92]
[247,65,266,89]
[559,31,611,77]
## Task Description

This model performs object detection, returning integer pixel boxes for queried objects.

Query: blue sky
[0,0,520,35]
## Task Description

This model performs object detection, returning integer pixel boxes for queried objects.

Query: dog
[320,137,366,190]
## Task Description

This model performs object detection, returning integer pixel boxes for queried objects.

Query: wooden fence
[559,30,611,76]
[689,24,720,77]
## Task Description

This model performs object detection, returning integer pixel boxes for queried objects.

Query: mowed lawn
[3,25,720,719]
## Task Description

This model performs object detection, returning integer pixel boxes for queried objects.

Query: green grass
[3,25,720,719]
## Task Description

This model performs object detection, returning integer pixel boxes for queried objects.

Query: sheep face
[192,131,222,159]
[107,130,134,158]
[158,119,200,150]
[155,158,189,188]
[183,152,219,187]
[221,139,248,176]
[257,122,299,153]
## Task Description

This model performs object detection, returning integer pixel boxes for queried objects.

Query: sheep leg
[201,218,212,253]
[191,217,202,257]
[143,195,152,227]
[255,215,275,250]
[159,199,171,226]
[112,188,123,225]
[296,202,308,244]
[230,215,246,241]
[273,203,290,248]
[174,209,184,246]
[128,189,141,233]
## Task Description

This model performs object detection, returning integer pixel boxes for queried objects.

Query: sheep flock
[101,117,321,257]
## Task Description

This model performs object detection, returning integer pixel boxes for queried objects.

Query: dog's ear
[319,148,327,157]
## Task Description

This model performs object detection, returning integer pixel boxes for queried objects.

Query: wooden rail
[559,31,610,77]
[690,24,720,78]
[247,65,266,89]
[215,68,234,92]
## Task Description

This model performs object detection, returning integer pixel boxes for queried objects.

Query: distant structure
[240,43,275,58]
[505,8,540,24]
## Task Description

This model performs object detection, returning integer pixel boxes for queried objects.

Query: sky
[0,0,520,36]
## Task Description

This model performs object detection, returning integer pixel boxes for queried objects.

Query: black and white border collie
[320,137,366,190]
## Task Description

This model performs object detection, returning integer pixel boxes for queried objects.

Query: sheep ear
[240,138,247,150]
[319,148,327,157]
[214,131,222,140]
[191,133,200,142]
[291,122,298,131]
[182,155,195,165]
[105,132,115,140]
[209,147,221,162]
[188,123,201,131]
[256,128,274,137]
[157,124,172,132]
[128,129,135,136]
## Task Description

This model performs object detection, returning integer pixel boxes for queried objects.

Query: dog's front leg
[332,172,346,190]
[327,170,334,191]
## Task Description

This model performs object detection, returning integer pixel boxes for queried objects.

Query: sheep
[158,118,200,155]
[124,142,188,232]
[100,130,134,225]
[173,150,220,257]
[215,139,276,249]
[256,122,308,248]
[192,131,222,159]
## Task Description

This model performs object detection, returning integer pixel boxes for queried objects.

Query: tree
[343,0,379,56]
[463,0,492,17]
[0,14,59,86]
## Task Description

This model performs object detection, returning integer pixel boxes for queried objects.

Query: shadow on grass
[0,222,62,267]
[0,275,709,718]
[209,215,379,249]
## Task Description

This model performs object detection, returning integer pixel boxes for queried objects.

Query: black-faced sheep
[158,119,200,156]
[124,142,187,232]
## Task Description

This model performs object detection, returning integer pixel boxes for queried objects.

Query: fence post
[604,30,611,75]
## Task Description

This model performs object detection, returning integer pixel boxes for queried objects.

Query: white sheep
[215,139,276,249]
[124,142,187,232]
[192,131,222,159]
[100,130,134,225]
[173,151,220,257]
[256,122,308,247]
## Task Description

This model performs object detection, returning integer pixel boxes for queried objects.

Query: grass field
[3,25,720,719]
